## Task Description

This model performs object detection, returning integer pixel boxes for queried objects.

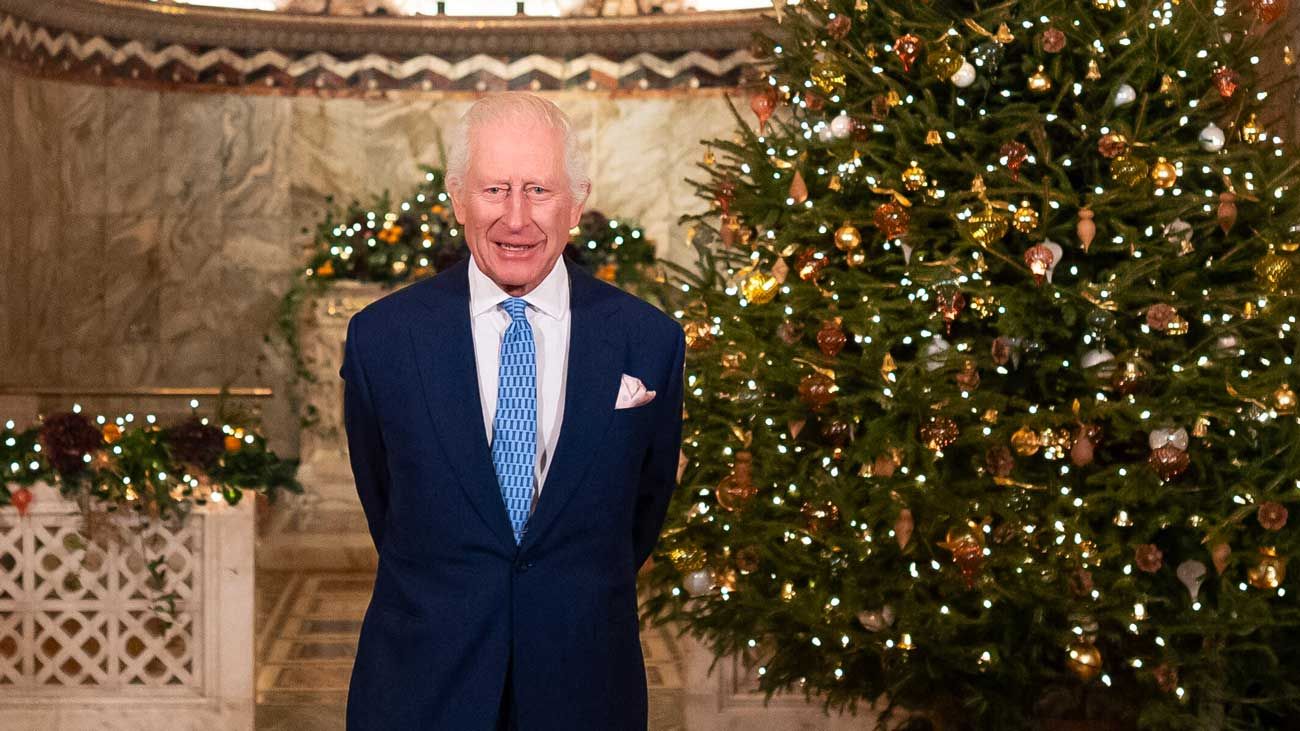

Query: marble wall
[0,67,740,454]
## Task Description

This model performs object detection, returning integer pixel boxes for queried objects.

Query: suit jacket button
[515,560,530,573]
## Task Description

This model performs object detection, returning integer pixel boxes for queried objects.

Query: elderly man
[339,92,685,730]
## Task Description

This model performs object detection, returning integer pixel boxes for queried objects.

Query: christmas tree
[644,1,1300,728]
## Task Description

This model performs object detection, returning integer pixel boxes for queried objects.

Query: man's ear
[568,181,591,228]
[446,176,468,225]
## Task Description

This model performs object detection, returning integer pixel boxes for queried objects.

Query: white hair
[445,92,590,202]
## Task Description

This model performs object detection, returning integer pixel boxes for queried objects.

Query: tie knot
[502,297,529,321]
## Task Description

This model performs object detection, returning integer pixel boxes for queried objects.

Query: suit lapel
[521,258,622,552]
[408,257,623,553]
[408,259,517,550]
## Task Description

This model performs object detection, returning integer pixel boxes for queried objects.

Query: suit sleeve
[631,323,686,572]
[339,314,392,552]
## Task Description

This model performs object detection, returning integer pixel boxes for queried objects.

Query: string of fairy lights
[5,410,232,504]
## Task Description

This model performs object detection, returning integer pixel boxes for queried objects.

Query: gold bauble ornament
[1013,203,1039,234]
[939,521,986,586]
[1093,0,1117,8]
[846,248,867,267]
[102,423,123,444]
[811,60,846,94]
[927,40,965,80]
[1255,250,1295,293]
[965,203,1010,246]
[926,129,942,145]
[920,416,959,451]
[1248,547,1287,589]
[1273,384,1297,414]
[1028,65,1053,93]
[669,547,708,573]
[1066,640,1103,682]
[740,269,779,304]
[720,347,747,374]
[1110,155,1149,187]
[1011,425,1041,456]
[683,320,714,351]
[1151,157,1178,189]
[901,163,927,192]
[834,223,862,251]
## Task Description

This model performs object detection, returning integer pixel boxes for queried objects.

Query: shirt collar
[468,252,569,321]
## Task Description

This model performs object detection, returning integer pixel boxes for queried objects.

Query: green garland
[2,409,301,625]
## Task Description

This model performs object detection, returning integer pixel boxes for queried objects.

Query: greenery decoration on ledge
[1,408,301,625]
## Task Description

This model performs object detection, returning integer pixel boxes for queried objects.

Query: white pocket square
[615,373,656,409]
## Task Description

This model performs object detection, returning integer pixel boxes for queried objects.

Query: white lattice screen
[0,512,201,692]
[0,483,253,731]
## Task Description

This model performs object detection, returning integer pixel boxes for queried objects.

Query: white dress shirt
[468,254,571,507]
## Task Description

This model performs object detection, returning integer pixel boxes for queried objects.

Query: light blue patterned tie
[492,297,537,544]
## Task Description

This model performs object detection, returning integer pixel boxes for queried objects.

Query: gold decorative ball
[927,42,965,80]
[1013,203,1039,234]
[965,204,1010,246]
[1028,65,1053,93]
[740,269,780,304]
[846,248,867,267]
[834,223,862,251]
[1248,547,1287,589]
[1110,154,1150,187]
[901,163,928,192]
[1066,640,1103,681]
[669,547,708,573]
[1151,157,1178,189]
[683,320,714,351]
[1255,251,1295,293]
[811,60,846,94]
[1011,425,1041,456]
[1273,384,1297,414]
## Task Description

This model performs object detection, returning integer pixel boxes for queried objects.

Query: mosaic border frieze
[0,0,764,94]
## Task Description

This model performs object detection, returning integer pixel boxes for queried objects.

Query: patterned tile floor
[254,570,686,730]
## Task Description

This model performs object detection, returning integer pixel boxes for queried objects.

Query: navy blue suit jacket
[338,256,685,730]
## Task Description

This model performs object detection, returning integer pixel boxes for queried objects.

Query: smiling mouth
[494,240,541,252]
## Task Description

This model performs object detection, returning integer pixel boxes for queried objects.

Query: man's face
[450,117,587,297]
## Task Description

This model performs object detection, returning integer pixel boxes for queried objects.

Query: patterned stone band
[0,0,766,93]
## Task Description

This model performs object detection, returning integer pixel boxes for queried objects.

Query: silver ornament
[923,335,951,371]
[857,605,895,632]
[951,60,977,88]
[1176,560,1207,602]
[830,112,855,139]
[1112,83,1137,107]
[1148,427,1189,452]
[1198,122,1225,152]
[683,569,715,597]
[1081,348,1116,373]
